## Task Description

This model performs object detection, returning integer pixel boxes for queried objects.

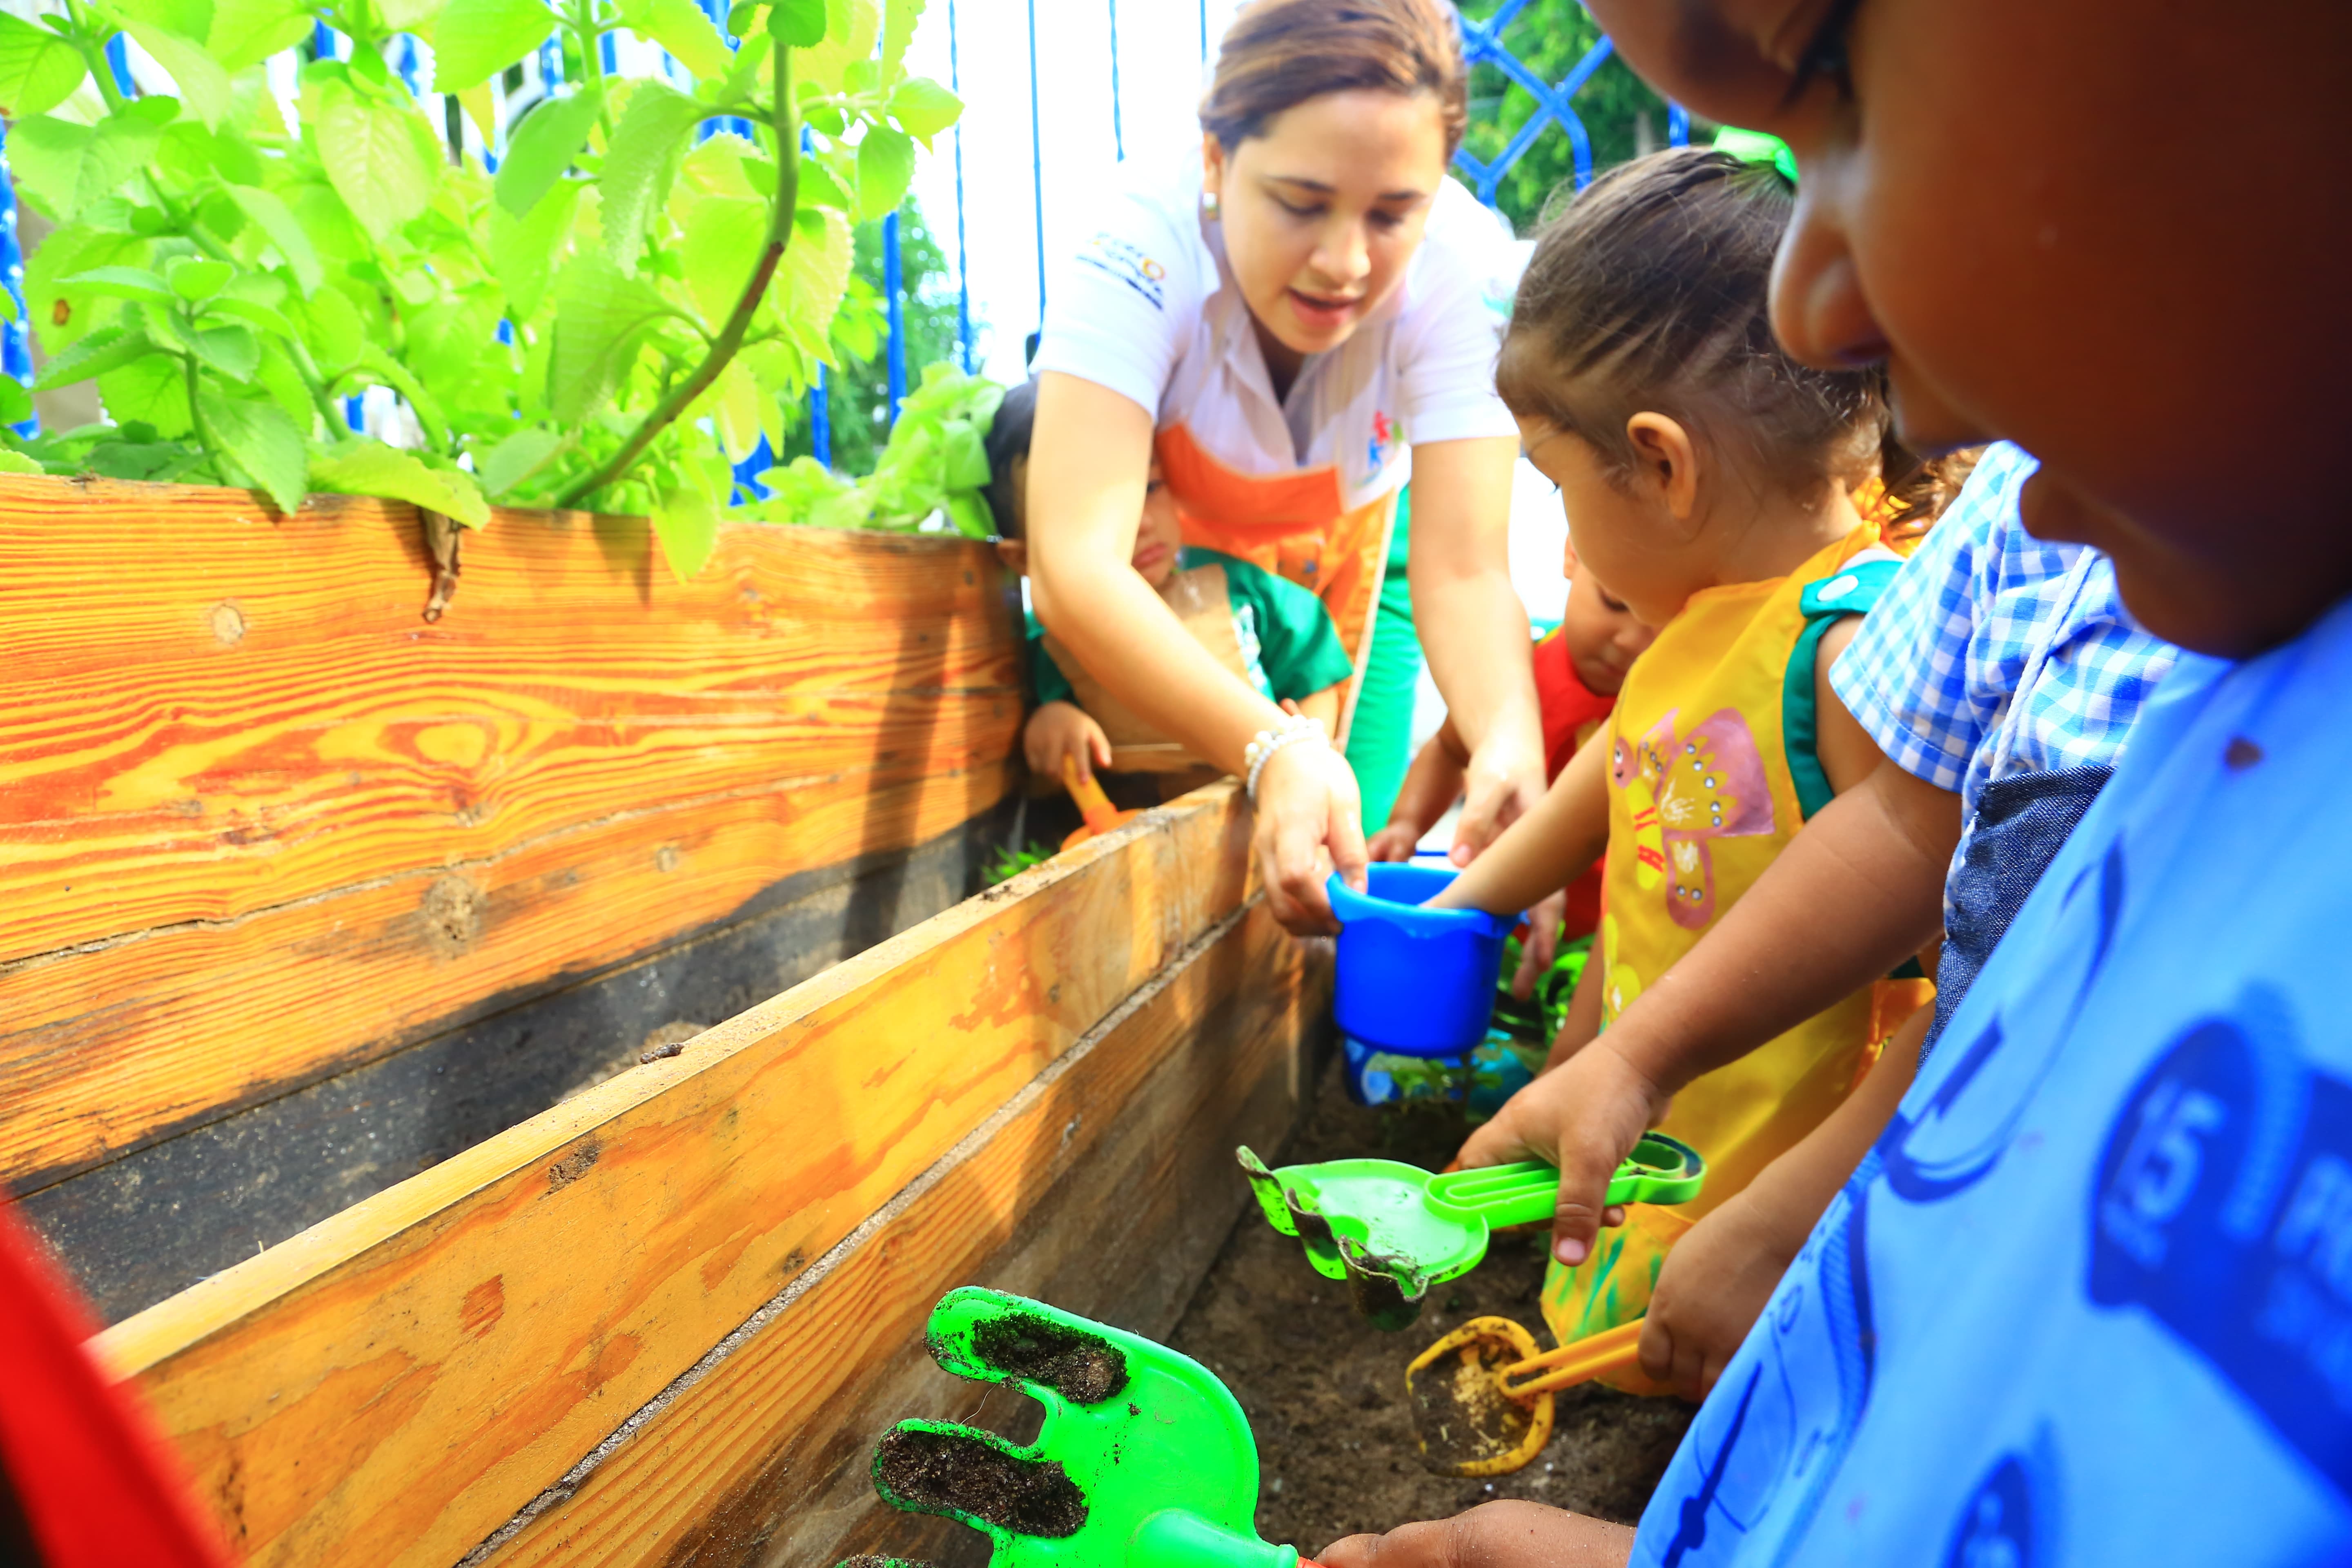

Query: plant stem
[552,35,795,510]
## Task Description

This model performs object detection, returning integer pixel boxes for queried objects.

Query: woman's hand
[1320,1501,1636,1568]
[1024,701,1113,784]
[1638,1190,1802,1402]
[1450,725,1548,866]
[1252,736,1368,936]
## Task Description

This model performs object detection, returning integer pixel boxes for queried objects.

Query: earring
[1200,190,1220,220]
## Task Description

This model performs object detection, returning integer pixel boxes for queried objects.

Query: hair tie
[1714,126,1800,186]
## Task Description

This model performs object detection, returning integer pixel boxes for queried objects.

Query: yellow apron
[1153,422,1392,742]
[1541,522,1934,1387]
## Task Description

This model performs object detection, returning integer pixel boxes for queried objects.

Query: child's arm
[1368,718,1470,862]
[1321,1501,1635,1568]
[1541,945,1606,1072]
[1424,735,1609,916]
[1023,701,1113,785]
[1459,655,1960,1265]
[1637,1002,1929,1400]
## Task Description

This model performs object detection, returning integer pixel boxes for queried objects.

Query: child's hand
[1365,819,1426,862]
[1024,701,1112,784]
[1508,890,1567,998]
[1320,1500,1635,1568]
[1638,1190,1801,1401]
[1454,1040,1667,1265]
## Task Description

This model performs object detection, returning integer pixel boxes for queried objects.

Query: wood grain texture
[0,475,1021,1189]
[95,785,1257,1568]
[544,902,1327,1568]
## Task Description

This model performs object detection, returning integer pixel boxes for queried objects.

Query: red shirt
[1532,628,1617,938]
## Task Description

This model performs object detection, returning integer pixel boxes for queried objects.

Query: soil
[876,1427,1090,1539]
[1163,1060,1696,1554]
[967,1312,1131,1406]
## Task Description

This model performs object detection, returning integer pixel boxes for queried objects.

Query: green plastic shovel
[1236,1134,1706,1330]
[846,1286,1312,1568]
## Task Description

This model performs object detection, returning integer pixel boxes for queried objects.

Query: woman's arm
[1425,735,1610,917]
[1405,437,1550,864]
[1026,373,1367,931]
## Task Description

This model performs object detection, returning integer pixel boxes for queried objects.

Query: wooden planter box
[1,476,1330,1565]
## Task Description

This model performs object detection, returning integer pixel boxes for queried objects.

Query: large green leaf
[0,15,87,120]
[878,0,918,81]
[886,77,959,145]
[548,252,668,422]
[638,0,733,80]
[111,0,212,42]
[598,79,704,272]
[8,115,161,220]
[775,202,850,352]
[477,425,565,497]
[122,21,232,129]
[796,0,874,94]
[98,353,194,438]
[679,192,765,328]
[225,184,324,292]
[853,127,912,221]
[494,85,602,217]
[377,0,448,36]
[33,325,161,389]
[489,177,579,320]
[311,441,491,526]
[25,223,133,352]
[57,265,176,307]
[768,0,823,47]
[652,486,719,580]
[310,77,436,240]
[301,286,367,373]
[196,383,306,511]
[208,0,312,69]
[431,0,557,92]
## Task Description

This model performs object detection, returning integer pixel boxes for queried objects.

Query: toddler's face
[1559,548,1655,697]
[1132,462,1185,589]
[1519,418,1691,632]
[1586,0,2352,656]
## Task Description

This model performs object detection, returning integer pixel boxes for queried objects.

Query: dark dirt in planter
[1163,1060,1695,1555]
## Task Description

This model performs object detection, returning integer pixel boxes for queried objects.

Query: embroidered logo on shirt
[1365,410,1396,470]
[1078,233,1167,310]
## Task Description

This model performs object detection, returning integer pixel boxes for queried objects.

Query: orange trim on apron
[1154,422,1397,739]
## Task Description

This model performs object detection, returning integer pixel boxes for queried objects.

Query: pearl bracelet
[1245,714,1328,801]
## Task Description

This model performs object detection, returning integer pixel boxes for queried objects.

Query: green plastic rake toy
[1236,1134,1706,1330]
[844,1286,1316,1568]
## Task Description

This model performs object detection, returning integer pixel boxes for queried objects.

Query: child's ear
[1561,535,1580,581]
[1626,412,1700,520]
[996,538,1029,575]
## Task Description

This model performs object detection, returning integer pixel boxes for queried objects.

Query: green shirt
[1029,547,1355,708]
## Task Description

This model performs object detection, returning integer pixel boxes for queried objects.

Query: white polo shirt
[1033,154,1524,513]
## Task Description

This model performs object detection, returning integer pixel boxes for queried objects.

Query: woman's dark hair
[1200,0,1469,158]
[1499,147,1951,536]
[983,376,1039,539]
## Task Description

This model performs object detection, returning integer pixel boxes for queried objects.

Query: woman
[1026,0,1543,933]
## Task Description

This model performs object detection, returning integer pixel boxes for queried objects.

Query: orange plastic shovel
[1059,756,1143,849]
[1405,1318,1646,1476]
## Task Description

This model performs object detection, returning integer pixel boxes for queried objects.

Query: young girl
[1424,146,1937,1372]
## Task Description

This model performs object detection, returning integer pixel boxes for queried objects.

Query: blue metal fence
[0,3,1670,463]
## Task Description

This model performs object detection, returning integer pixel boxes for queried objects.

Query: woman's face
[1584,0,2352,657]
[1203,89,1450,365]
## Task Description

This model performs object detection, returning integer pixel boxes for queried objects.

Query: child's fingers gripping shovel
[1405,1319,1647,1477]
[1060,755,1144,850]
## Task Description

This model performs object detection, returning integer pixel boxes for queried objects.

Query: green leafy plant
[6,0,965,577]
[982,838,1052,887]
[751,356,996,537]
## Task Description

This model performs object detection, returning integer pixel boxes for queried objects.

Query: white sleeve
[1031,183,1200,419]
[1392,184,1523,448]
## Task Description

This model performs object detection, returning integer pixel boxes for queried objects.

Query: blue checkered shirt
[1829,442,2180,828]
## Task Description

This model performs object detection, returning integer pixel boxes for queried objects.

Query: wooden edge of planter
[92,781,1255,1568]
[484,898,1328,1568]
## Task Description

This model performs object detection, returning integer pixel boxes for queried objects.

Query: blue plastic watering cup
[1326,862,1519,1056]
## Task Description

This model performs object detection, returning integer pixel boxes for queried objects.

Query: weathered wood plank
[0,474,1022,1189]
[95,785,1255,1568]
[485,902,1326,1568]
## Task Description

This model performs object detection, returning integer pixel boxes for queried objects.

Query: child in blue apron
[1318,0,2352,1563]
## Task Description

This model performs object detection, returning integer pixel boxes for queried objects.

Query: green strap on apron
[1780,555,1923,980]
